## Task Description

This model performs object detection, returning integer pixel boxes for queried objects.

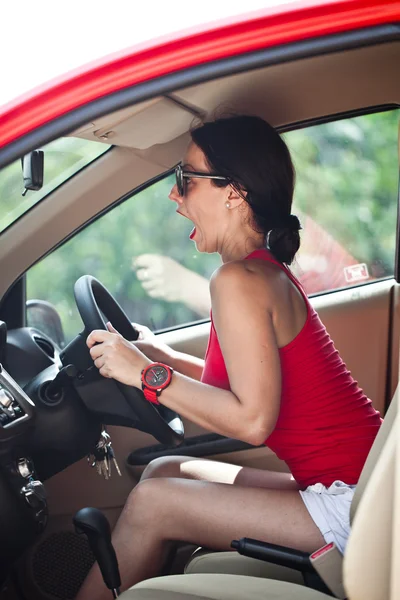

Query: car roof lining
[71,41,400,150]
[0,40,398,297]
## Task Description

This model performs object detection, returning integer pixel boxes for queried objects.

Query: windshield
[0,137,108,233]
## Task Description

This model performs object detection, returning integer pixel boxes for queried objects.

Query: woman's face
[169,142,231,254]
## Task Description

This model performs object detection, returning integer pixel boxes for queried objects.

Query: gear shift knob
[74,507,121,598]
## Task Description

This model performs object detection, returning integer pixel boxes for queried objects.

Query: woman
[76,116,382,599]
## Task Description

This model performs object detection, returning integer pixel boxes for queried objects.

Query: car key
[107,443,122,477]
[102,455,110,480]
[92,435,109,479]
[100,427,122,477]
[88,429,118,480]
[100,429,112,478]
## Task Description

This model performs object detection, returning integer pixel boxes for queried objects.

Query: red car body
[1,0,400,153]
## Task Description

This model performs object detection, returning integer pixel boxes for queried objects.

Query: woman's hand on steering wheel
[87,322,150,388]
[130,322,154,342]
[131,322,176,366]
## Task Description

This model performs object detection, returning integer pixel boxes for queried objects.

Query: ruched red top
[201,248,382,489]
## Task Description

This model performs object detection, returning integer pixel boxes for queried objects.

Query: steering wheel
[71,275,184,447]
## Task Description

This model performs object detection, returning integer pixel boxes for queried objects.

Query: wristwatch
[141,362,173,405]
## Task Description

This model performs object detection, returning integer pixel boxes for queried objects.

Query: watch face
[145,365,169,387]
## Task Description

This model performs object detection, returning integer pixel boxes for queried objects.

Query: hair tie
[266,230,273,250]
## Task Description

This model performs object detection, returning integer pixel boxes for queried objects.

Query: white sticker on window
[344,263,369,283]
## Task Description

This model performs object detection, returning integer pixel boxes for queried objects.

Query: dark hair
[190,115,300,264]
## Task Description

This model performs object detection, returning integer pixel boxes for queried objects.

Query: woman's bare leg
[140,456,299,575]
[75,475,324,600]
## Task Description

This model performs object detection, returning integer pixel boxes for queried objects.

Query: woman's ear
[227,185,247,208]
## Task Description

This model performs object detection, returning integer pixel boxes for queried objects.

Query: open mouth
[176,210,197,241]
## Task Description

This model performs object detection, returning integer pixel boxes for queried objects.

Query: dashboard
[0,321,101,580]
[0,368,35,430]
[0,277,170,583]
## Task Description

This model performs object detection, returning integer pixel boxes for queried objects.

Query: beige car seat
[182,387,397,585]
[118,386,398,600]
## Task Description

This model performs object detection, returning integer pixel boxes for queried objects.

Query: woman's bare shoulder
[210,257,284,304]
[211,256,282,284]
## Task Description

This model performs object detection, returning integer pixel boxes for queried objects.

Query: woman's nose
[169,184,182,203]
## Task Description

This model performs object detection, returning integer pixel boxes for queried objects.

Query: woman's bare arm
[137,261,282,445]
[163,349,204,381]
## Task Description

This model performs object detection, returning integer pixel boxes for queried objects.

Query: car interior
[0,21,399,600]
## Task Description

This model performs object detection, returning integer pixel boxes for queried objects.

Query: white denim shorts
[299,480,355,554]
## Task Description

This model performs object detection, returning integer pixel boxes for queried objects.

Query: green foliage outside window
[287,110,399,279]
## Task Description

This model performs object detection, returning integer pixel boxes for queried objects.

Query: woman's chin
[190,227,203,250]
[193,235,205,253]
[196,240,215,254]
[191,229,215,254]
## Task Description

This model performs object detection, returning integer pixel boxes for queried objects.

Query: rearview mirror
[21,150,44,193]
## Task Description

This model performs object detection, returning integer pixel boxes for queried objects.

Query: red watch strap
[143,387,160,405]
[141,363,173,405]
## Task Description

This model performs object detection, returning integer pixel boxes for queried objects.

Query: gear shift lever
[73,507,121,598]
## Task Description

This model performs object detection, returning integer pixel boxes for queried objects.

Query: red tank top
[201,248,382,489]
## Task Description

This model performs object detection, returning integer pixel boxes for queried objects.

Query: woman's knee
[123,477,184,537]
[140,455,192,481]
[124,478,166,526]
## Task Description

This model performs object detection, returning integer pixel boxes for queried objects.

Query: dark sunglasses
[175,164,230,197]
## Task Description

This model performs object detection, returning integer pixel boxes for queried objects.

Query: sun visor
[92,97,198,149]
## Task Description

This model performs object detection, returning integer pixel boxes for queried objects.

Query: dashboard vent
[33,336,55,359]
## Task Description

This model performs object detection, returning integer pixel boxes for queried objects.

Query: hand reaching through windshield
[133,254,211,317]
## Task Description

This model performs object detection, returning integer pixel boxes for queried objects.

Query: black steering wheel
[71,275,184,447]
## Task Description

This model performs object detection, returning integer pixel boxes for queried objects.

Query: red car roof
[1,0,399,149]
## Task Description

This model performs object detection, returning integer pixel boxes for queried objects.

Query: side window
[26,109,399,346]
[0,137,107,233]
[26,174,220,345]
[285,109,399,295]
